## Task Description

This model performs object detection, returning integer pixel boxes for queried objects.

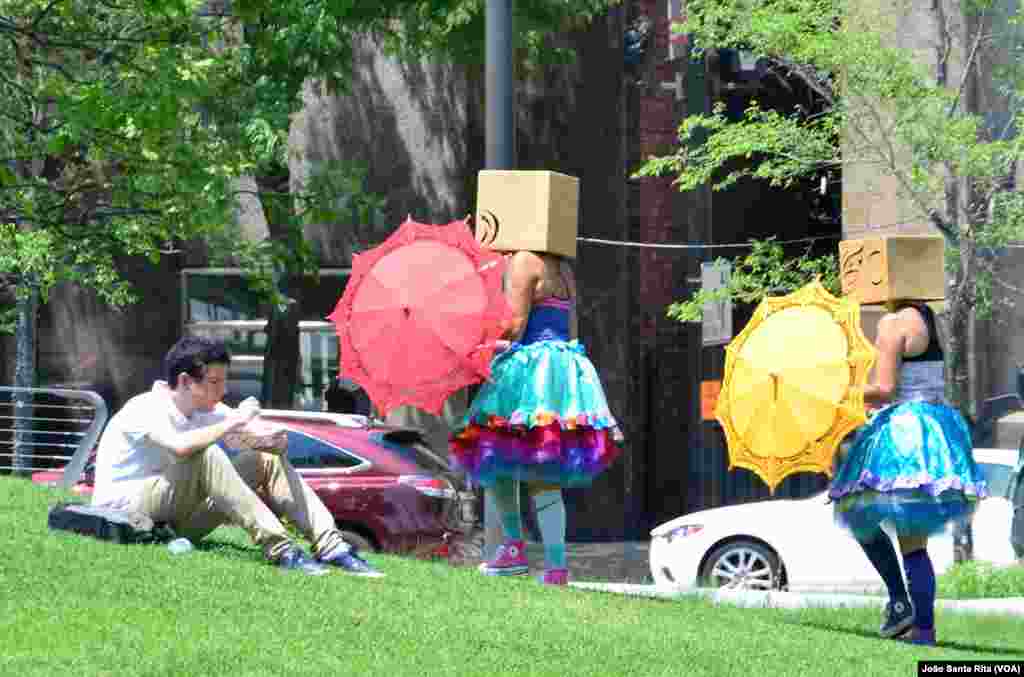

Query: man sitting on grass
[91,336,382,577]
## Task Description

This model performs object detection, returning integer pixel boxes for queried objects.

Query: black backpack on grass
[47,502,173,545]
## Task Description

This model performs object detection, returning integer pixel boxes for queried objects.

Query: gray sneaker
[880,599,915,638]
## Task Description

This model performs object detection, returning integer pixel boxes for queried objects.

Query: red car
[31,410,478,559]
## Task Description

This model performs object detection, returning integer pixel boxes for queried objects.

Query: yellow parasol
[715,279,877,493]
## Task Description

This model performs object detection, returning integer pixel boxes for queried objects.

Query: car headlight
[662,524,703,541]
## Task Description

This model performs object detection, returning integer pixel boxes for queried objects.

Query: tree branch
[777,59,837,108]
[934,0,952,88]
[845,93,957,239]
[948,11,988,118]
[25,56,82,84]
[29,0,64,31]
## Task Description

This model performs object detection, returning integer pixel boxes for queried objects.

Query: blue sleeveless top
[520,297,571,344]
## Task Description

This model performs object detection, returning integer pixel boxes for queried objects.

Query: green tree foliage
[0,0,620,333]
[380,0,621,69]
[666,238,839,323]
[636,0,1024,415]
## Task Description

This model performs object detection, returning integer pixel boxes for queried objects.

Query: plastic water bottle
[167,537,193,555]
[237,396,261,417]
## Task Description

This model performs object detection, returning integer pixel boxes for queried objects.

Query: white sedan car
[649,448,1020,592]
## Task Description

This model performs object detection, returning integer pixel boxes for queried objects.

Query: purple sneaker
[480,539,528,576]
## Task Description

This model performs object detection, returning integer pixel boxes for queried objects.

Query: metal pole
[483,0,514,561]
[485,0,514,169]
[13,282,38,476]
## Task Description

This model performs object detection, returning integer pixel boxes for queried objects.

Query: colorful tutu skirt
[450,339,623,487]
[828,400,988,540]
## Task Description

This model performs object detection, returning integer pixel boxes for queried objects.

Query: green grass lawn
[2,477,1022,677]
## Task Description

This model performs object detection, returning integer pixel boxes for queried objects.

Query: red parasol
[327,216,510,416]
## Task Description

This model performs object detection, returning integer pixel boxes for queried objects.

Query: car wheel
[700,540,783,591]
[340,530,376,554]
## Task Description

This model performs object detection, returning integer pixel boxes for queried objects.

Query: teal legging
[487,479,567,569]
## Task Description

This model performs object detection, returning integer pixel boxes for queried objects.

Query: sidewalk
[455,537,1024,617]
[571,582,1024,617]
[545,540,652,583]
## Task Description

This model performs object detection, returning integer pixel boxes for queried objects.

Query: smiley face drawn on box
[475,210,501,248]
[838,235,945,304]
[839,240,885,298]
[474,170,579,259]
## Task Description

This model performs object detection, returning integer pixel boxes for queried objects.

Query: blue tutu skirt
[828,400,988,540]
[450,340,623,487]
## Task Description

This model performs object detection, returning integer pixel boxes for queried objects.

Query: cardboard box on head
[839,234,946,305]
[474,170,579,259]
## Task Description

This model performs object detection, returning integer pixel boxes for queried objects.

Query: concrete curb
[570,582,1024,617]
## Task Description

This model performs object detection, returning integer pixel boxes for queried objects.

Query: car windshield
[978,462,1012,498]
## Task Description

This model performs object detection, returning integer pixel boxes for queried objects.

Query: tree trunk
[260,280,303,410]
[946,291,971,417]
[13,284,38,476]
[946,240,976,563]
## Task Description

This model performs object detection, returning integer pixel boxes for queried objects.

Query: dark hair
[164,336,231,388]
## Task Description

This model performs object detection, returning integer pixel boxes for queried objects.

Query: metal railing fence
[0,387,108,490]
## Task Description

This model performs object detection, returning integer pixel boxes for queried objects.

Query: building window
[181,268,350,410]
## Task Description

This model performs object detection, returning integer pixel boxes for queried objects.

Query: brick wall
[631,0,688,344]
[626,0,715,530]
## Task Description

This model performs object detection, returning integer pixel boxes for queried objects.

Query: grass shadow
[781,617,1024,656]
[190,535,263,562]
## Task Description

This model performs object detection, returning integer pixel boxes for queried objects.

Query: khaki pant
[135,445,344,561]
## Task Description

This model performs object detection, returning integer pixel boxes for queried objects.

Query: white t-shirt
[91,382,232,508]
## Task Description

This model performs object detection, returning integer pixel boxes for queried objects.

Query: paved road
[447,531,652,583]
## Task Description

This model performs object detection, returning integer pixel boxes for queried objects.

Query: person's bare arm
[863,314,905,406]
[148,408,257,459]
[503,251,542,343]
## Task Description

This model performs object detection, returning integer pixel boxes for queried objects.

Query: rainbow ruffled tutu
[450,339,623,487]
[828,400,988,540]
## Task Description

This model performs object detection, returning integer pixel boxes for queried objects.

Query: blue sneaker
[880,599,915,638]
[896,628,936,646]
[318,547,385,578]
[277,546,328,576]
